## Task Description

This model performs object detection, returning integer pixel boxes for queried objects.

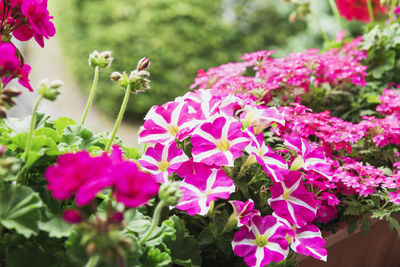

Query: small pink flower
[176,167,235,216]
[139,142,189,183]
[191,116,250,167]
[230,199,260,227]
[62,209,85,224]
[268,171,317,227]
[0,43,20,77]
[388,190,400,205]
[316,204,338,224]
[232,215,289,267]
[139,101,197,144]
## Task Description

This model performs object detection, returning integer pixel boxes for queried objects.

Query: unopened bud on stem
[89,50,113,70]
[137,57,150,71]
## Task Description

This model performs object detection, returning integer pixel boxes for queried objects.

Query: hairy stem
[366,0,375,22]
[139,200,166,246]
[105,83,131,152]
[328,0,343,29]
[81,66,100,125]
[24,95,44,165]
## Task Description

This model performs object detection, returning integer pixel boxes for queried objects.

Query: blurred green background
[54,0,360,121]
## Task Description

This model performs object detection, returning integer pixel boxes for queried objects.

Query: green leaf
[360,215,370,234]
[124,147,139,160]
[387,216,400,239]
[125,209,152,235]
[54,117,77,136]
[0,183,44,238]
[34,128,61,143]
[62,125,99,150]
[140,247,171,267]
[38,217,74,238]
[162,216,202,267]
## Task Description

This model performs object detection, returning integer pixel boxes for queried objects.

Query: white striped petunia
[138,100,197,144]
[241,105,285,134]
[232,215,289,267]
[273,213,327,261]
[175,166,235,216]
[138,142,188,184]
[245,128,288,182]
[230,199,260,228]
[191,116,251,167]
[284,137,332,179]
[176,89,222,120]
[268,170,317,227]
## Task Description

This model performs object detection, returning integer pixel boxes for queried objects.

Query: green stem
[105,83,131,152]
[310,12,329,43]
[390,0,397,22]
[85,255,100,267]
[81,66,100,125]
[328,0,343,29]
[139,201,166,246]
[366,0,375,22]
[24,95,44,166]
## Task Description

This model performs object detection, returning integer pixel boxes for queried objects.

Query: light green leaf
[54,117,77,136]
[38,217,74,238]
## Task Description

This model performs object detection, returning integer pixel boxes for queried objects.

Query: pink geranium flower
[0,43,20,77]
[268,171,317,227]
[138,142,189,184]
[45,151,112,206]
[176,167,235,216]
[139,100,197,144]
[113,161,159,208]
[191,116,250,167]
[336,0,386,22]
[232,215,289,267]
[17,0,56,47]
[230,199,260,228]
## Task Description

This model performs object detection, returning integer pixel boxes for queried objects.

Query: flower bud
[158,182,182,206]
[110,212,124,223]
[37,79,62,101]
[0,88,20,118]
[88,50,113,70]
[62,209,85,224]
[110,71,122,81]
[137,57,150,71]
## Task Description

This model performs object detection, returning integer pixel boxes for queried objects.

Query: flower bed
[1,0,400,266]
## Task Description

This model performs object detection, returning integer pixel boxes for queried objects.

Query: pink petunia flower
[268,171,317,227]
[139,100,197,144]
[232,215,289,267]
[176,89,221,120]
[245,128,288,182]
[230,199,260,228]
[274,213,327,261]
[191,116,250,167]
[138,142,189,184]
[284,137,332,179]
[175,167,235,216]
[240,105,284,134]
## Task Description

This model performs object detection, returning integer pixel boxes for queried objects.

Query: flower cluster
[45,145,159,208]
[0,0,55,93]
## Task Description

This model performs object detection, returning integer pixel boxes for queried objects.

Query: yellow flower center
[157,160,170,172]
[255,234,268,247]
[282,189,291,201]
[167,125,179,136]
[216,138,231,151]
[285,234,293,244]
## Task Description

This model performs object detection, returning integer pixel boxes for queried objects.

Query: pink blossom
[388,190,400,205]
[268,171,317,227]
[17,0,56,47]
[240,105,284,134]
[230,199,260,227]
[62,209,85,224]
[138,142,189,184]
[336,0,386,22]
[176,89,221,120]
[232,215,289,267]
[316,204,338,223]
[0,43,20,77]
[245,128,288,182]
[113,161,159,208]
[139,100,197,144]
[191,116,250,167]
[176,167,235,216]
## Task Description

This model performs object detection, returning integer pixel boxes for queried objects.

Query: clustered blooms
[45,145,159,208]
[0,0,55,92]
[336,0,386,22]
[138,36,400,264]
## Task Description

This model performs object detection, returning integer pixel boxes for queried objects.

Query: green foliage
[55,0,307,119]
[0,183,43,237]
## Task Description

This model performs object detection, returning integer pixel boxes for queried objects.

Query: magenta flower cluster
[45,145,159,208]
